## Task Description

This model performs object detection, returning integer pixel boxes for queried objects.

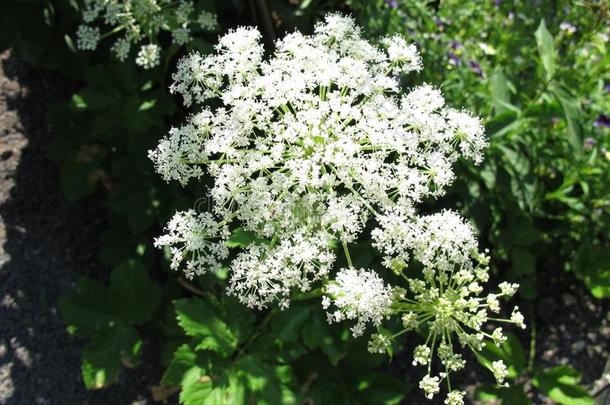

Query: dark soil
[0,50,161,405]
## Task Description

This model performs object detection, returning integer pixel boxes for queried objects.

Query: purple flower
[594,114,610,128]
[469,60,483,77]
[604,84,610,92]
[450,40,463,50]
[435,18,447,31]
[494,0,502,5]
[583,137,597,151]
[447,51,460,66]
[384,0,398,8]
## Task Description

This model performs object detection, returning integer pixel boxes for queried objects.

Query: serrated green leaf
[224,298,256,344]
[59,278,118,337]
[107,259,161,324]
[81,323,141,389]
[180,367,214,405]
[162,344,198,386]
[175,298,238,355]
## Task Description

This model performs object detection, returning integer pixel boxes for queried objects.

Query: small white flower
[136,44,161,69]
[382,34,422,74]
[511,306,526,329]
[154,210,229,278]
[491,360,509,385]
[324,268,393,337]
[76,25,100,50]
[172,26,191,46]
[419,375,440,399]
[367,333,391,354]
[401,312,419,330]
[445,390,465,405]
[413,344,431,365]
[111,37,131,61]
[491,327,506,346]
[559,21,577,34]
[498,282,519,297]
[198,10,218,31]
[175,0,194,25]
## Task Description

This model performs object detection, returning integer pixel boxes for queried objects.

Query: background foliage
[1,0,608,403]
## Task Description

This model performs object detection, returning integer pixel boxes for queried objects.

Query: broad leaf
[532,366,593,405]
[175,298,238,355]
[81,323,141,389]
[59,278,118,337]
[107,259,162,324]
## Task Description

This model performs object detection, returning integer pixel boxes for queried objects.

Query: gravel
[0,50,158,405]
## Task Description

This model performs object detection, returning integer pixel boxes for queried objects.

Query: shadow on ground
[0,50,160,405]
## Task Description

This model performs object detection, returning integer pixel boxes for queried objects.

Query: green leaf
[486,110,520,139]
[509,245,537,300]
[180,367,214,405]
[490,68,512,115]
[535,19,556,81]
[81,324,141,389]
[107,259,162,324]
[224,298,256,344]
[475,384,531,404]
[59,278,118,337]
[532,366,594,405]
[271,305,311,344]
[574,247,610,299]
[174,298,238,355]
[226,228,259,248]
[60,159,99,201]
[355,373,408,405]
[550,84,583,156]
[236,356,298,405]
[162,344,198,386]
[302,310,347,365]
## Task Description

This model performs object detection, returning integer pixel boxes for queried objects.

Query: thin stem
[178,276,206,297]
[342,240,353,267]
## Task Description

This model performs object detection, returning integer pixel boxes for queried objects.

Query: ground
[0,49,608,404]
[0,50,160,405]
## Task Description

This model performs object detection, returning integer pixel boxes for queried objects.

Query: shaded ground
[0,50,161,405]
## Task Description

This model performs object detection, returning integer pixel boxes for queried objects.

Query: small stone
[561,293,576,306]
[571,340,586,353]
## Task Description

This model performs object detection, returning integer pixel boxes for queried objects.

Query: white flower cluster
[150,14,522,402]
[323,268,394,337]
[75,0,218,68]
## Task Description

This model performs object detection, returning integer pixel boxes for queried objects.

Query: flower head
[76,25,100,50]
[136,44,161,69]
[324,268,393,336]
